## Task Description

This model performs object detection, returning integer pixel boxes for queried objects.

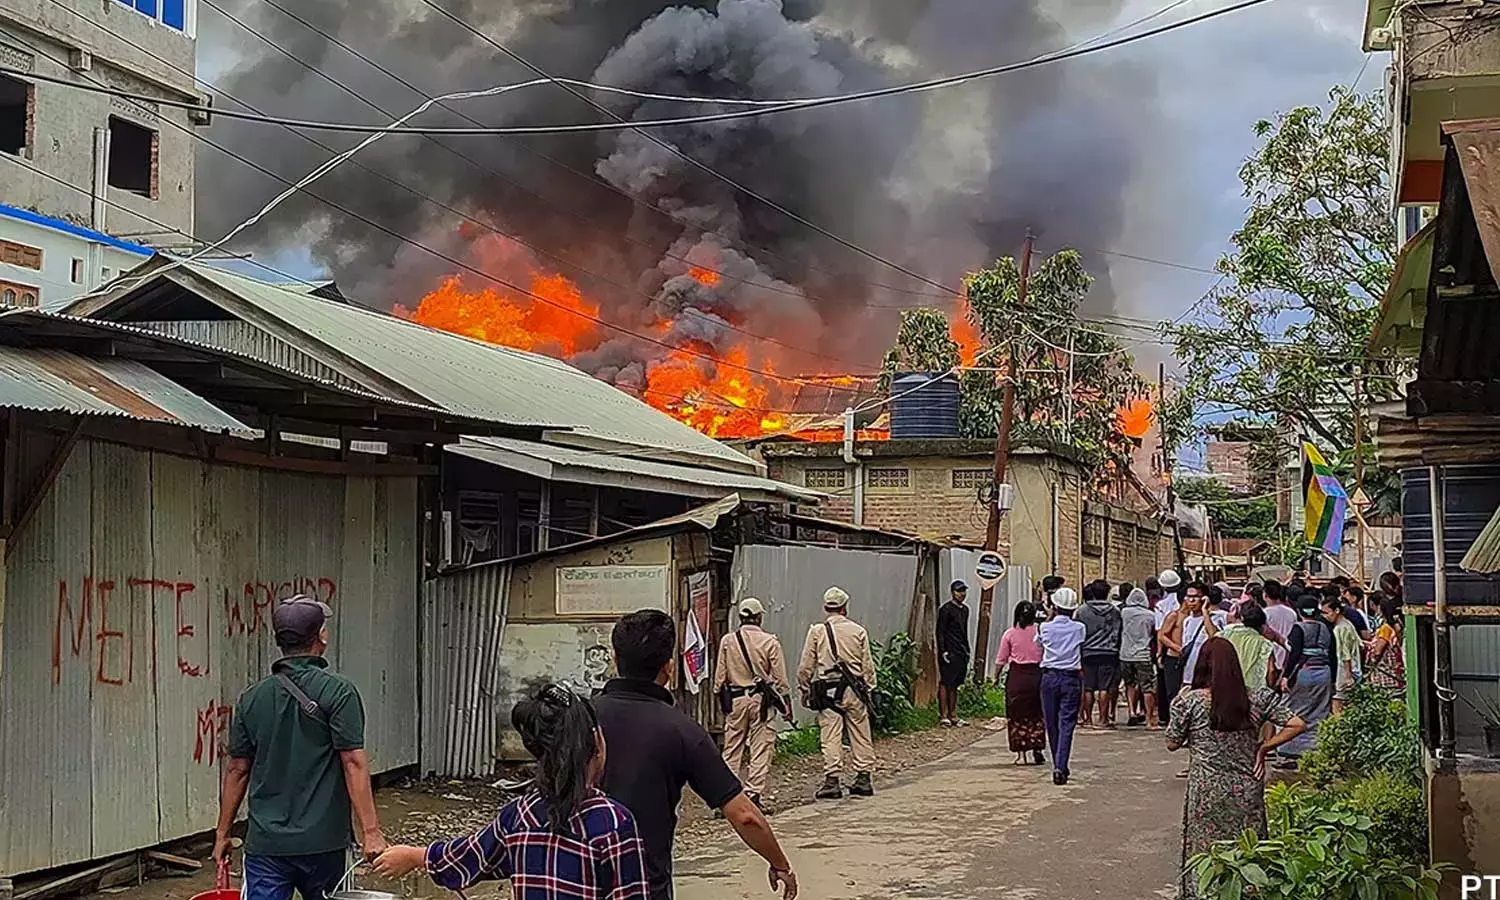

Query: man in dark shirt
[936,580,972,726]
[596,610,797,900]
[215,596,386,900]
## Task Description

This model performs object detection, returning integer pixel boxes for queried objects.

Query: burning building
[195,0,1159,440]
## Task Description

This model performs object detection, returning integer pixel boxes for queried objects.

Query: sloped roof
[67,258,764,475]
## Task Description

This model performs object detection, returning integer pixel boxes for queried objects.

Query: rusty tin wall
[0,438,420,876]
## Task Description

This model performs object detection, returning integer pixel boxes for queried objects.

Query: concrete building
[0,0,202,306]
[759,437,1173,589]
[1204,438,1254,493]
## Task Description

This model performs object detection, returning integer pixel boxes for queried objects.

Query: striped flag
[1302,442,1349,555]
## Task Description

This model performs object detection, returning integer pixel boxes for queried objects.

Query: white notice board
[556,565,670,616]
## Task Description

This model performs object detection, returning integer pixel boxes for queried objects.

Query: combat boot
[850,772,874,797]
[815,775,842,799]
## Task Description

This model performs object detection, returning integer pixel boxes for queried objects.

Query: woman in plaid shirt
[374,683,648,899]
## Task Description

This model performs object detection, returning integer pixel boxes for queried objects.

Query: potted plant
[1471,692,1500,758]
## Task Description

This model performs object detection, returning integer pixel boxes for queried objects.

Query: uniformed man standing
[797,586,877,800]
[712,597,791,810]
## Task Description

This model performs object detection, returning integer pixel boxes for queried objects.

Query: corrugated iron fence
[0,439,420,876]
[420,564,511,780]
[729,544,921,722]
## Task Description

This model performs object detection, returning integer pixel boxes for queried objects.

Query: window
[952,468,991,490]
[101,267,113,281]
[0,74,30,156]
[1082,515,1104,557]
[107,116,156,197]
[114,0,189,32]
[0,239,41,270]
[0,279,39,307]
[454,490,501,565]
[804,467,846,489]
[70,258,84,284]
[867,467,910,488]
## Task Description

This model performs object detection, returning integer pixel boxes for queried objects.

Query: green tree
[882,251,1148,468]
[1166,86,1403,455]
[1175,476,1277,541]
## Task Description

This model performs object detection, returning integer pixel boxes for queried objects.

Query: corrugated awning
[1446,119,1500,282]
[1460,505,1500,574]
[1370,219,1434,357]
[0,346,251,432]
[451,436,823,503]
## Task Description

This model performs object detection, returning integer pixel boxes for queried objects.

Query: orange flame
[1117,397,1154,440]
[645,347,789,438]
[951,297,981,366]
[400,273,601,357]
[688,266,721,287]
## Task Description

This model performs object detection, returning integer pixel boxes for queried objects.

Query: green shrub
[957,681,1006,719]
[1298,681,1423,789]
[1192,782,1448,899]
[1340,770,1428,867]
[869,632,919,735]
[774,725,822,761]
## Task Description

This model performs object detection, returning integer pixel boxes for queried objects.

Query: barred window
[867,467,910,488]
[804,467,846,489]
[952,468,991,490]
[1082,516,1105,557]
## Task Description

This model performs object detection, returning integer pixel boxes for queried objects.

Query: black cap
[273,594,332,646]
[951,580,969,593]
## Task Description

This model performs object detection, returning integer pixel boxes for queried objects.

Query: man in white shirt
[1036,587,1087,786]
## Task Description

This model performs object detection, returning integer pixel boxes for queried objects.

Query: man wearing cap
[713,598,791,810]
[936,580,972,727]
[798,587,877,800]
[1036,587,1087,785]
[215,596,386,900]
[1154,569,1183,726]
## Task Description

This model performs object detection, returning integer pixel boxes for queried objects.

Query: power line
[1,0,1281,136]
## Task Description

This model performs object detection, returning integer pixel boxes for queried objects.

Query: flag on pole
[1302,442,1349,555]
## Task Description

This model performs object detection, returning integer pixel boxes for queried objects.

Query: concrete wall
[1430,758,1500,899]
[0,4,197,239]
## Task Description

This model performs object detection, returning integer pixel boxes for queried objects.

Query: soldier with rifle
[797,586,877,800]
[713,597,792,811]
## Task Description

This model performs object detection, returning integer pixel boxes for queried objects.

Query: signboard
[974,551,1007,589]
[556,565,670,616]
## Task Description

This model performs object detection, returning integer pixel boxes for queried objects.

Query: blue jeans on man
[1040,668,1082,779]
[244,850,347,900]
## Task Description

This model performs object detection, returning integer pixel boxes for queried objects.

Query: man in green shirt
[214,596,386,900]
[1221,603,1275,692]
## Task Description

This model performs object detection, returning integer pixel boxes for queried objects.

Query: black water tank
[890,372,961,439]
[1402,465,1500,606]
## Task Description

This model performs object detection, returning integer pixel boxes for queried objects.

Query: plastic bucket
[191,861,242,900]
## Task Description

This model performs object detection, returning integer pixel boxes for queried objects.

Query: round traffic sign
[974,550,1006,589]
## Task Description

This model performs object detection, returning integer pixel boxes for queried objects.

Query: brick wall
[1205,440,1254,493]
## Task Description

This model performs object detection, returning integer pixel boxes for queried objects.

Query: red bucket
[191,861,241,900]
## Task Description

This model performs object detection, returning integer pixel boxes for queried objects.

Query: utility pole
[972,231,1033,683]
[1353,365,1366,585]
[1159,362,1187,573]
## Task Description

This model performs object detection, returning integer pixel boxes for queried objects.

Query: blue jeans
[1040,668,1082,774]
[244,850,347,900]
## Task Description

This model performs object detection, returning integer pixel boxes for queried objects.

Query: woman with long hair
[1367,592,1407,695]
[1166,638,1304,899]
[373,682,649,898]
[994,600,1046,765]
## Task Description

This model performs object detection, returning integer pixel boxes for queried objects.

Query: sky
[200,0,1377,337]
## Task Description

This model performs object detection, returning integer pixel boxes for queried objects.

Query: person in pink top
[994,600,1045,765]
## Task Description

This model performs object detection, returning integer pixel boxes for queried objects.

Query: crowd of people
[989,566,1408,898]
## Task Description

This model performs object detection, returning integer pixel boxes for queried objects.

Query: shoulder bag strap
[275,671,328,725]
[735,629,761,679]
[823,620,843,665]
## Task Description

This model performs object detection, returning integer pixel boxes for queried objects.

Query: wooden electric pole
[972,232,1034,683]
[1353,365,1366,585]
[1160,362,1187,573]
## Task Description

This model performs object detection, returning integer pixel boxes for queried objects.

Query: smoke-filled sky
[193,0,1370,380]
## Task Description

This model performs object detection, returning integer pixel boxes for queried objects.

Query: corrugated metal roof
[0,346,251,431]
[452,437,821,503]
[169,263,764,475]
[1461,505,1500,574]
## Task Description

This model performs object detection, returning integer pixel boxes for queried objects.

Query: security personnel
[712,597,791,810]
[797,586,877,800]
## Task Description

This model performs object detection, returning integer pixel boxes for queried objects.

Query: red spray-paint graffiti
[193,700,233,766]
